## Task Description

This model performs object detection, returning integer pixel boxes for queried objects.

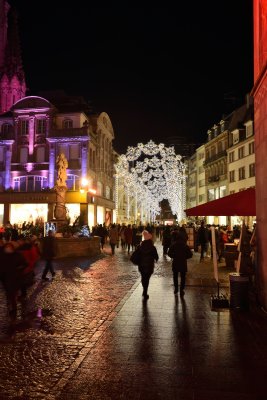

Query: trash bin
[224,244,239,268]
[229,272,249,310]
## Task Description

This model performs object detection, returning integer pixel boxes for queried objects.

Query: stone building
[252,0,267,309]
[0,92,116,228]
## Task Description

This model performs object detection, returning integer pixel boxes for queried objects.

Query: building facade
[252,0,267,309]
[0,93,116,228]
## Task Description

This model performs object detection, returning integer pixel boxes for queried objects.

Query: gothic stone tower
[0,0,26,114]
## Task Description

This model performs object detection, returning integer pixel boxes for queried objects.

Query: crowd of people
[0,218,256,319]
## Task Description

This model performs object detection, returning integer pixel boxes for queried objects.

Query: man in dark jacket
[138,230,159,300]
[41,230,57,280]
[168,232,192,296]
[196,221,209,262]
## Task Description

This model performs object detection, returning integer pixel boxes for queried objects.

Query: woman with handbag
[137,230,159,300]
[168,231,192,296]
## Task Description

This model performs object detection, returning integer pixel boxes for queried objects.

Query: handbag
[130,247,141,265]
[185,245,193,259]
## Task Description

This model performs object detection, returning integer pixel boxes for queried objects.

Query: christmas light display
[115,140,187,223]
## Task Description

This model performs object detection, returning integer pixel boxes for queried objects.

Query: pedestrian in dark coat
[196,221,209,262]
[168,232,192,296]
[138,230,159,300]
[41,230,57,280]
[0,242,27,319]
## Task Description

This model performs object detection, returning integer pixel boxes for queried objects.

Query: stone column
[81,141,88,180]
[4,142,12,189]
[49,142,55,188]
[28,116,35,156]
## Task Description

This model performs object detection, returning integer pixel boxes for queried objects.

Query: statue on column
[54,153,68,222]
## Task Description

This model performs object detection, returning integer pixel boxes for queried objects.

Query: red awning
[185,187,256,217]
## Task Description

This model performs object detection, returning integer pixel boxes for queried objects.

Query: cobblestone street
[0,241,267,400]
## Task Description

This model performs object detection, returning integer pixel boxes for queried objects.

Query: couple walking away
[134,230,192,300]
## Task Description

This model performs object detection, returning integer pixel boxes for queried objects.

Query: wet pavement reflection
[0,242,267,399]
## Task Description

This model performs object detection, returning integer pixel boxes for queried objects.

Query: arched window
[62,119,73,129]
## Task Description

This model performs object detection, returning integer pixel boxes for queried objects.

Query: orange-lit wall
[253,0,267,309]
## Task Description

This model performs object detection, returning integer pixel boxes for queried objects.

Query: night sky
[9,1,253,154]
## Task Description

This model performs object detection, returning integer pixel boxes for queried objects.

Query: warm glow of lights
[10,203,48,225]
[88,188,97,194]
[81,178,89,186]
[115,140,187,223]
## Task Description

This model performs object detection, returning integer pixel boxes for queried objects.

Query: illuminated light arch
[115,140,187,223]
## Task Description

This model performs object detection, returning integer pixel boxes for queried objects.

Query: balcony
[203,150,227,166]
[208,175,220,183]
[11,163,49,171]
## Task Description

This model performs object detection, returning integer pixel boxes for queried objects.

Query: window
[199,179,205,187]
[199,194,205,203]
[239,167,246,180]
[208,189,215,201]
[238,147,245,159]
[66,174,79,191]
[229,170,235,182]
[18,120,29,136]
[106,186,110,199]
[58,144,68,159]
[37,119,46,134]
[249,142,255,154]
[229,151,235,163]
[249,163,255,177]
[1,123,12,135]
[62,119,73,129]
[13,176,48,192]
[233,131,239,144]
[36,147,45,162]
[220,186,226,198]
[198,166,204,174]
[97,181,103,196]
[69,144,80,160]
[20,147,28,163]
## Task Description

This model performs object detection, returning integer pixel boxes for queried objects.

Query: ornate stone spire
[0,1,26,114]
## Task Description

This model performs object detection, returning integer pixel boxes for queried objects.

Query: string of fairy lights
[115,140,187,223]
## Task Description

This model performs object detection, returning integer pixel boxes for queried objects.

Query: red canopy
[185,187,256,216]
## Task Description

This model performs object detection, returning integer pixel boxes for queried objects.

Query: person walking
[109,224,118,255]
[162,226,171,255]
[168,231,192,296]
[196,221,209,262]
[41,230,57,281]
[0,242,27,319]
[124,224,133,254]
[137,230,159,300]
